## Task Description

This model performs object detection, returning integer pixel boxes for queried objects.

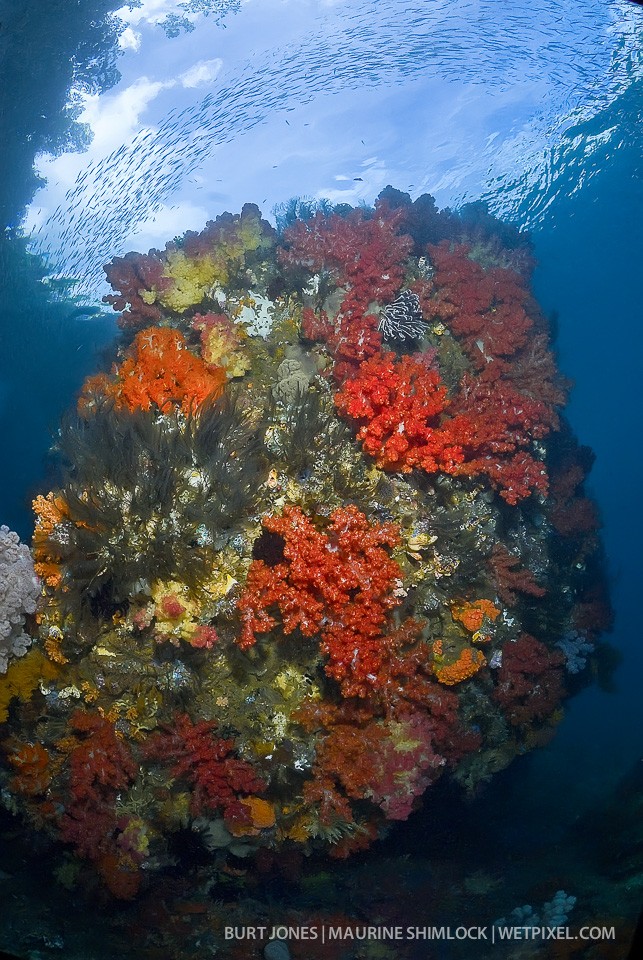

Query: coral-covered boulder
[0,191,610,900]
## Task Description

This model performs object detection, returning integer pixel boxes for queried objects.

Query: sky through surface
[23,0,643,300]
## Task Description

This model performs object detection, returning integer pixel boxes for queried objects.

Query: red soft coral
[422,241,535,366]
[237,505,424,700]
[298,702,446,826]
[547,444,600,538]
[489,543,547,606]
[238,505,400,645]
[334,351,461,472]
[286,208,411,380]
[144,713,264,823]
[58,711,137,863]
[302,307,383,384]
[280,207,412,316]
[493,634,565,728]
[335,349,555,502]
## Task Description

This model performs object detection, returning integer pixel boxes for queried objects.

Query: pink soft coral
[421,241,535,366]
[280,207,412,316]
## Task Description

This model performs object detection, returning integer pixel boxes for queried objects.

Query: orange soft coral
[32,493,69,587]
[7,741,52,796]
[79,326,226,415]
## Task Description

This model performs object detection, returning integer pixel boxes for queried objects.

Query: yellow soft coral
[236,211,266,253]
[0,649,59,723]
[159,249,229,313]
[155,207,270,313]
[150,571,235,646]
[150,580,201,642]
[194,312,251,379]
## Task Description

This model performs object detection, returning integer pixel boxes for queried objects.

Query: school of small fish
[28,0,643,302]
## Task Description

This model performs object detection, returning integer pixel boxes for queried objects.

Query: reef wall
[0,190,610,900]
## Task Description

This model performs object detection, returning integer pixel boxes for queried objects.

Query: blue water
[1,2,642,958]
[529,97,643,813]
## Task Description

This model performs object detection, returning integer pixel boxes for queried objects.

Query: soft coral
[144,713,265,824]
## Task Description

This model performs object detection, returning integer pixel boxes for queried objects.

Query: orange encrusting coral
[434,646,486,685]
[78,326,226,415]
[451,599,500,633]
[228,796,276,836]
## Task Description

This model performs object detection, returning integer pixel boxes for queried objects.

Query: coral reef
[0,190,610,902]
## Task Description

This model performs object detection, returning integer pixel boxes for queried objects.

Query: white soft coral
[0,525,40,673]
